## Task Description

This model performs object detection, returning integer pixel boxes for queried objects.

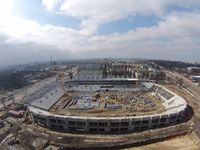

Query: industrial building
[190,76,200,83]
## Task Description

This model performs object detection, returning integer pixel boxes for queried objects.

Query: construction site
[49,90,163,117]
[0,61,198,150]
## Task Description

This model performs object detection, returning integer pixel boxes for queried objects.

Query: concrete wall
[30,108,186,133]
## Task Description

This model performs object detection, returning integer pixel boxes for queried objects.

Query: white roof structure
[154,85,187,114]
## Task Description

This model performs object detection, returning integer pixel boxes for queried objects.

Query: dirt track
[125,132,200,150]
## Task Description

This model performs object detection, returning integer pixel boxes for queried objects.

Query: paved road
[165,70,200,139]
[166,70,200,100]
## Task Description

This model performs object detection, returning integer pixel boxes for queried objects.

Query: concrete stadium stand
[29,81,187,133]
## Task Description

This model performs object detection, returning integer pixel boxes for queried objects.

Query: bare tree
[176,77,183,86]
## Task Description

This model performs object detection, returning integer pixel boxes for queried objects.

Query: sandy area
[124,132,200,150]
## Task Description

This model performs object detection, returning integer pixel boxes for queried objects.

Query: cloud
[1,11,200,63]
[42,0,63,12]
[0,34,79,66]
[42,0,200,35]
[42,0,168,34]
[0,0,200,66]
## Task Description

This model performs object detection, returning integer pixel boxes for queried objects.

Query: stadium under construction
[29,78,188,133]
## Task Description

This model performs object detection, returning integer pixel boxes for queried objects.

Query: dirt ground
[50,91,164,117]
[124,130,200,150]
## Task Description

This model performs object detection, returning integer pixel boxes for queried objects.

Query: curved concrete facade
[29,83,187,133]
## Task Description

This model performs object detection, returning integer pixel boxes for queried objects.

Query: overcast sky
[0,0,200,66]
